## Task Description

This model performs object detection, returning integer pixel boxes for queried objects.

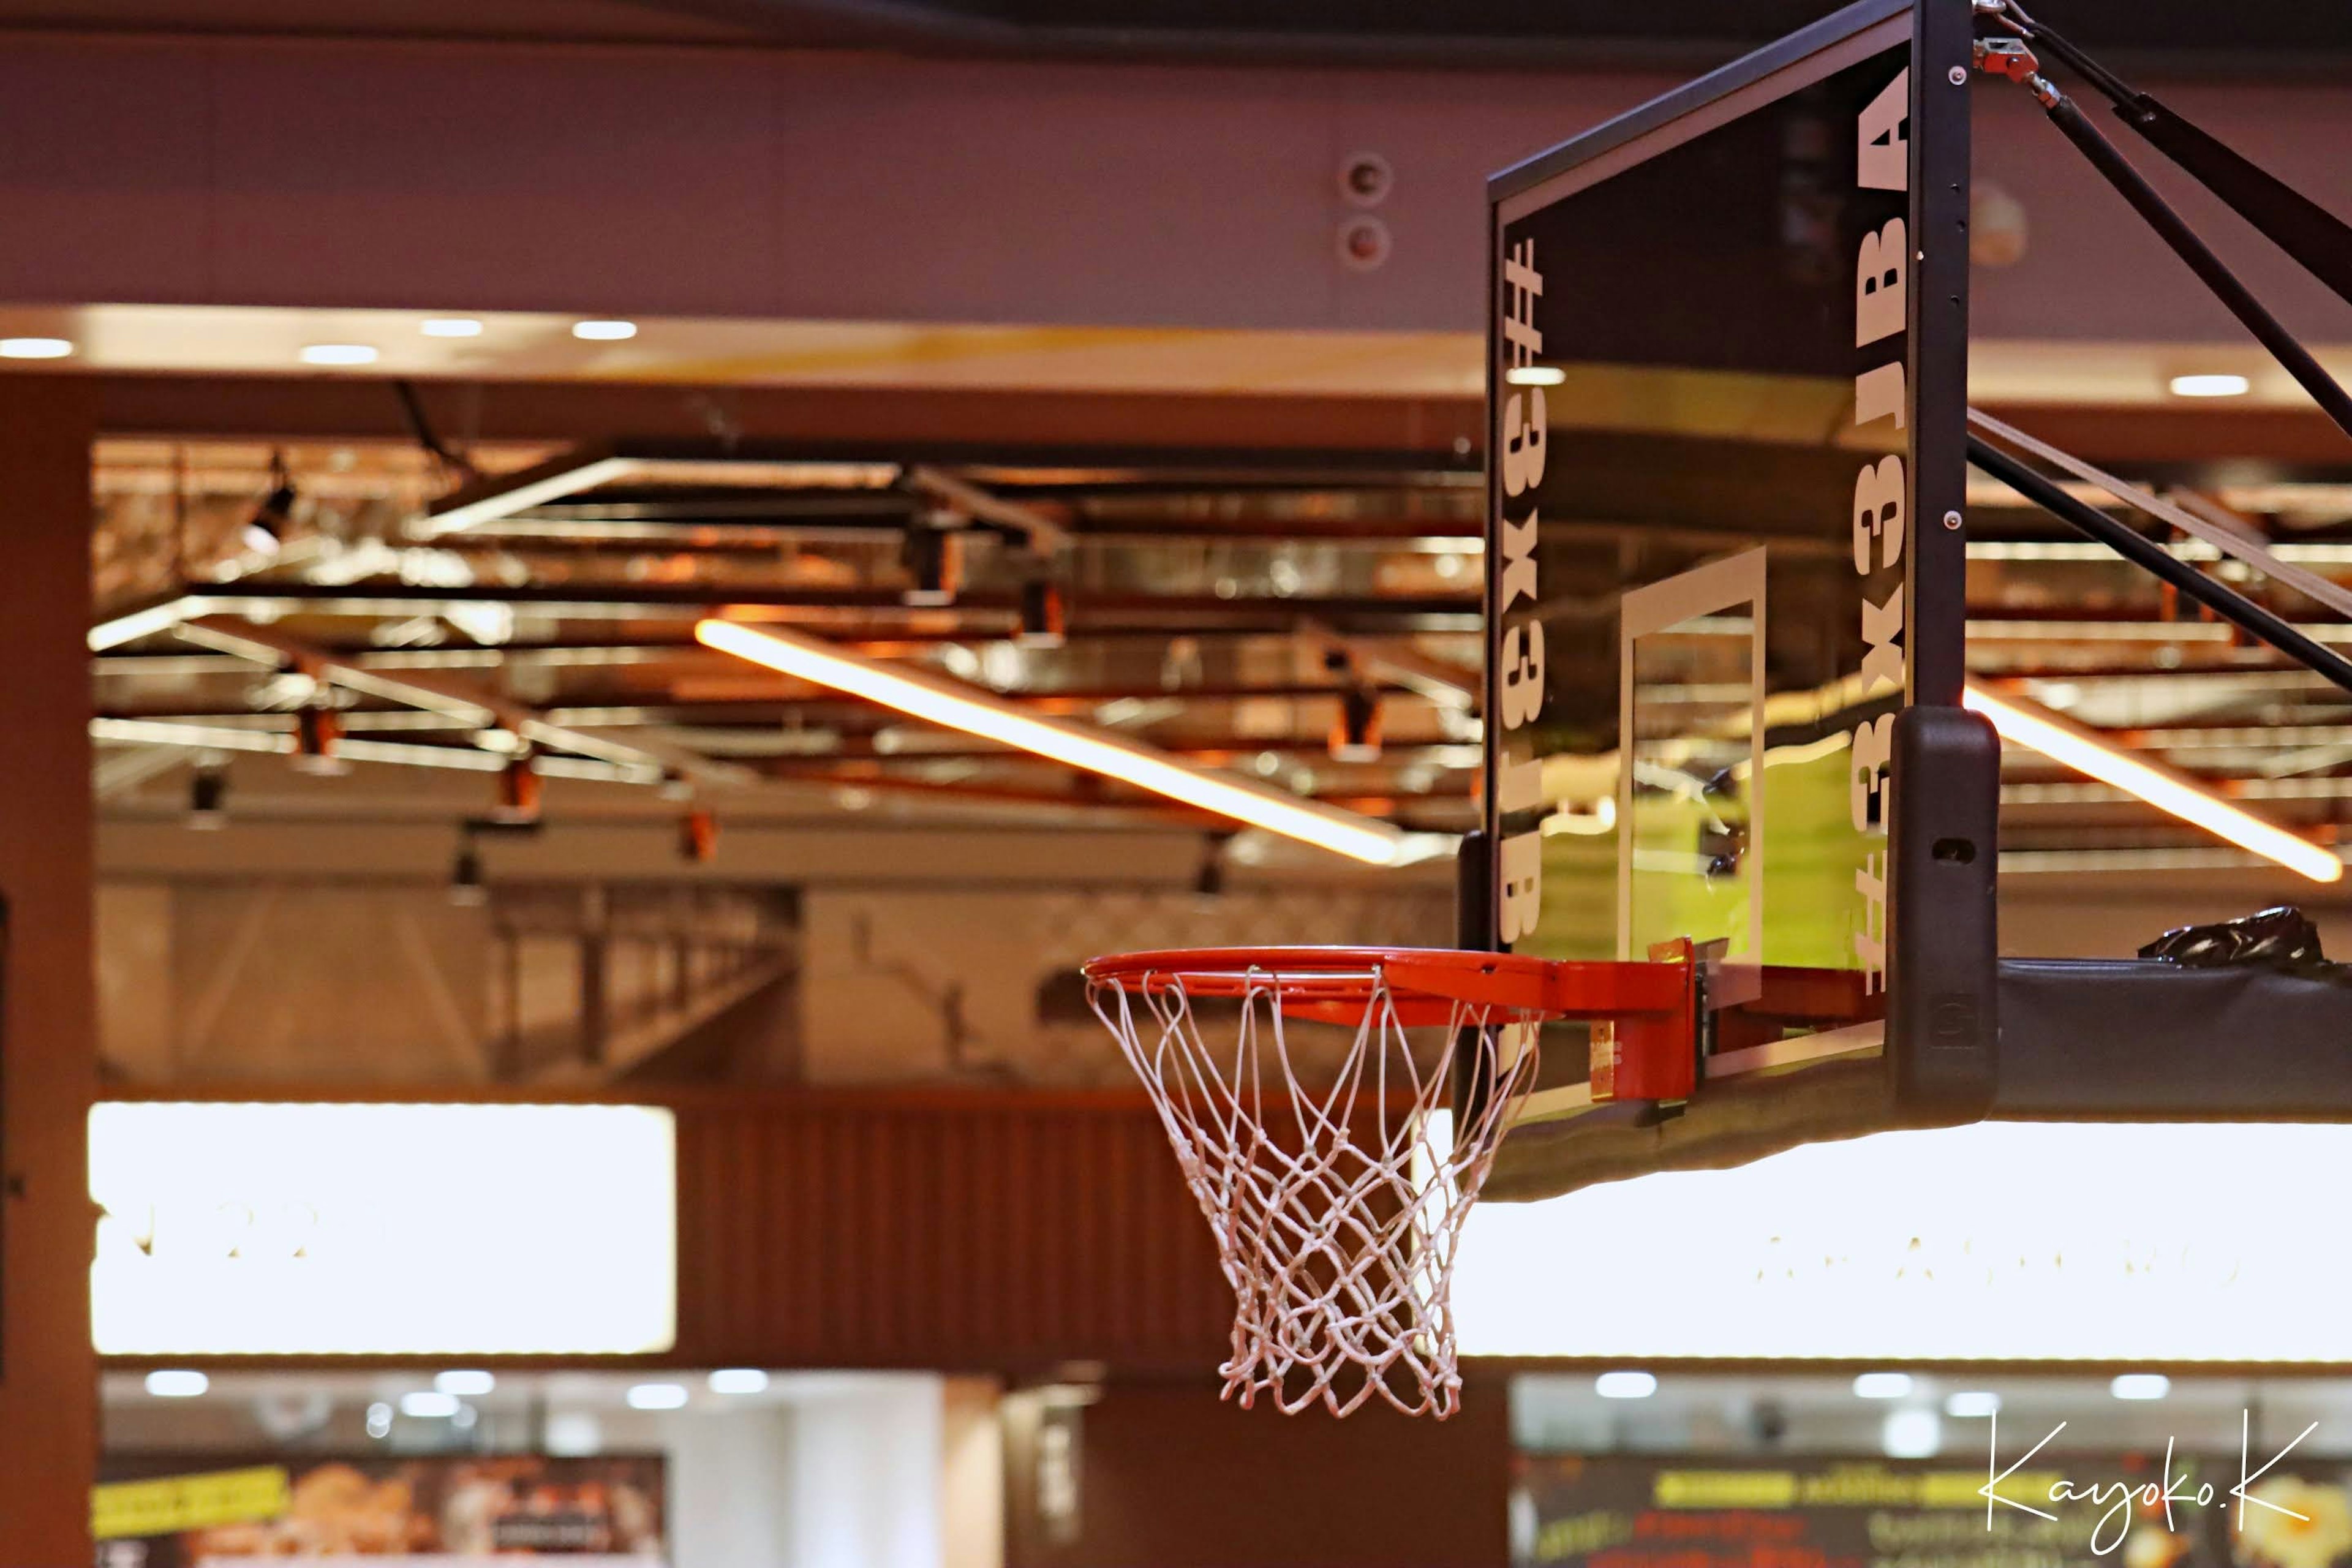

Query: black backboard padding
[1995,958,2352,1118]
[1484,1055,1894,1201]
[1487,957,2352,1199]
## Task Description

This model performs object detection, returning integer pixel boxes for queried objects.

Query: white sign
[91,1102,676,1355]
[1456,1120,2352,1363]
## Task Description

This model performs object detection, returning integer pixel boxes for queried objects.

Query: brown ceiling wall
[670,1089,1235,1371]
[0,0,763,45]
[1003,1374,1514,1568]
[83,373,2352,469]
[91,374,1490,454]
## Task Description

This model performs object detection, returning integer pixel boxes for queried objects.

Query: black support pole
[2041,94,2352,448]
[2011,18,2352,309]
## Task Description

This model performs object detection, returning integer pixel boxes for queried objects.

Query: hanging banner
[94,1452,668,1565]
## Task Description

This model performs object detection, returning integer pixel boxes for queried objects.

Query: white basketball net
[1089,960,1542,1418]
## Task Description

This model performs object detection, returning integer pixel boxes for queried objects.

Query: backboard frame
[1474,0,1988,1199]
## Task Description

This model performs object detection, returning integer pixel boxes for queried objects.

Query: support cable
[1971,10,2352,447]
[1986,0,2352,307]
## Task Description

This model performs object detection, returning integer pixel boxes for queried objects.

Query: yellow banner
[1656,1471,1800,1508]
[92,1465,290,1540]
[1654,1468,2062,1512]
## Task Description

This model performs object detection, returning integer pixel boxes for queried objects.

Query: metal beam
[1297,619,1480,712]
[1970,437,2352,696]
[1970,409,2352,622]
[903,465,1071,552]
[168,619,709,784]
[97,581,1483,631]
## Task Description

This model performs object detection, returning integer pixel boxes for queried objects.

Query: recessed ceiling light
[0,336,74,360]
[2111,1373,2171,1401]
[421,318,484,338]
[1882,1408,1942,1458]
[1944,1390,2001,1418]
[300,344,379,366]
[2169,373,2249,398]
[572,319,638,342]
[399,1389,461,1419]
[1852,1371,1913,1400]
[546,1411,602,1456]
[1593,1370,1657,1400]
[145,1369,208,1398]
[708,1368,770,1395]
[626,1382,689,1410]
[434,1369,496,1396]
[1504,366,1566,386]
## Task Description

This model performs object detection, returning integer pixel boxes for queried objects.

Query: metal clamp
[1972,36,2041,81]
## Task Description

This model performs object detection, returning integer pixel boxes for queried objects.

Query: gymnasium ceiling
[5,0,2347,72]
[88,420,2352,878]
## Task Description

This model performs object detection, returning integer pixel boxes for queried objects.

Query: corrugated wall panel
[94,1086,1243,1373]
[671,1091,1233,1370]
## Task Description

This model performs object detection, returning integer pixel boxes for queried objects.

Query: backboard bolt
[1948,65,1969,86]
[1942,510,1964,530]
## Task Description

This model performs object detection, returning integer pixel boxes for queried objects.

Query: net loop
[1086,950,1545,1419]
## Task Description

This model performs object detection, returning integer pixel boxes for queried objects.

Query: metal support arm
[1966,434,2352,699]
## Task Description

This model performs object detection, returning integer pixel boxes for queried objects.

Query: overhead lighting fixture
[421,318,484,338]
[145,1370,208,1398]
[626,1382,689,1411]
[1963,683,2343,883]
[1329,687,1383,764]
[547,1412,603,1455]
[572,319,638,341]
[293,707,347,777]
[450,835,488,908]
[300,343,380,366]
[1321,648,1382,763]
[434,1370,496,1396]
[494,756,542,824]
[242,450,297,556]
[1944,1390,2001,1419]
[1504,365,1566,386]
[696,619,1408,864]
[0,336,74,360]
[1593,1370,1657,1400]
[2168,373,2250,398]
[1018,579,1068,649]
[188,764,228,829]
[708,1369,769,1395]
[1882,1408,1941,1459]
[1852,1372,1913,1400]
[1193,834,1227,898]
[2111,1373,2171,1401]
[902,525,962,606]
[399,1390,461,1419]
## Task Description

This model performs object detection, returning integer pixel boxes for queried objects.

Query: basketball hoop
[1085,946,1686,1418]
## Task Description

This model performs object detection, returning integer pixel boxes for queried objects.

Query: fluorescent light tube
[1964,683,2342,883]
[696,619,1408,865]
